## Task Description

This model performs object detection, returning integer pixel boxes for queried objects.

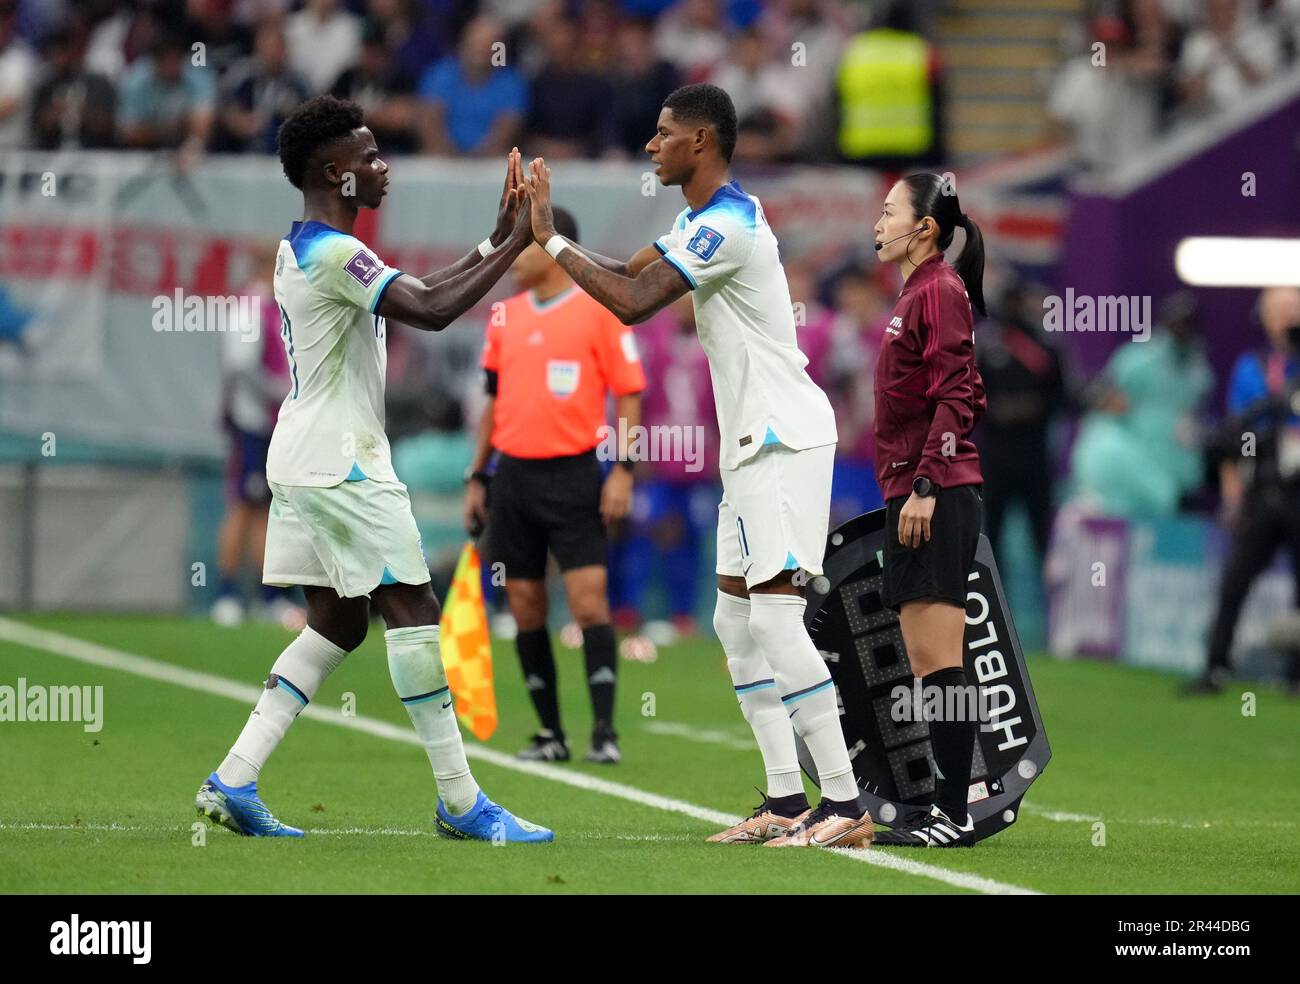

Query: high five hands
[523,157,558,247]
[491,147,534,247]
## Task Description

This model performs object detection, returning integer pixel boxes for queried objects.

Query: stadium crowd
[1,0,1297,167]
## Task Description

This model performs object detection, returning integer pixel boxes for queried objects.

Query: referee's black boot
[874,804,975,848]
[516,729,571,762]
[585,725,621,765]
[1181,668,1230,696]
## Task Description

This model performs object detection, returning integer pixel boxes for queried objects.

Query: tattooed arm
[525,157,688,324]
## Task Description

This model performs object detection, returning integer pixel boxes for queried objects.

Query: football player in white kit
[523,84,873,849]
[195,95,553,843]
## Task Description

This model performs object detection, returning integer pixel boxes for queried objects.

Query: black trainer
[516,729,571,762]
[585,726,621,764]
[1181,668,1230,696]
[874,804,975,847]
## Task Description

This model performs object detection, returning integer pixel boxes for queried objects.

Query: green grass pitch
[1,613,1297,894]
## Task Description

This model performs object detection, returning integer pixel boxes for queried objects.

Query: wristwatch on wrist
[464,468,491,486]
[912,476,937,498]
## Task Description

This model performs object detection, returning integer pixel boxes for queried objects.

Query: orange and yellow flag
[439,541,497,740]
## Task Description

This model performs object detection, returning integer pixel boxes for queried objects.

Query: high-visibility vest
[837,28,933,158]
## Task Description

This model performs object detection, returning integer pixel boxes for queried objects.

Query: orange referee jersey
[482,286,646,459]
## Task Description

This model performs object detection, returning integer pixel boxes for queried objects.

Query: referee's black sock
[582,623,618,737]
[923,666,974,826]
[515,627,563,739]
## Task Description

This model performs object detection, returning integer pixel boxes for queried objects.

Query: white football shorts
[263,478,430,599]
[716,442,835,589]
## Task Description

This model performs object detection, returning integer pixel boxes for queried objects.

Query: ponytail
[954,213,986,318]
[899,172,988,318]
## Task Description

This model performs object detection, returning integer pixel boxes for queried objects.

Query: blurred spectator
[30,25,116,150]
[1178,0,1281,117]
[1191,287,1300,695]
[524,10,614,159]
[366,0,460,83]
[0,0,37,149]
[1125,0,1185,123]
[1068,292,1213,519]
[974,281,1070,565]
[233,0,291,25]
[653,0,729,82]
[820,266,888,522]
[417,14,525,156]
[285,0,361,94]
[117,29,215,155]
[758,0,854,160]
[712,26,802,162]
[188,0,253,78]
[83,0,160,84]
[834,2,939,167]
[607,16,680,158]
[332,22,419,155]
[1047,15,1163,173]
[216,20,308,153]
[211,241,296,629]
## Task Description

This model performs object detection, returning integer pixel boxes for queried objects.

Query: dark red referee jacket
[873,252,987,501]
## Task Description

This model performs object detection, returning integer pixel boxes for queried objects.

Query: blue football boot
[435,790,554,843]
[195,772,305,837]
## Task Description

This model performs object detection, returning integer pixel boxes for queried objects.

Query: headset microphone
[874,225,926,252]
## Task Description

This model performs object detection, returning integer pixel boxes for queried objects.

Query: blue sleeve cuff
[370,269,403,313]
[660,252,697,290]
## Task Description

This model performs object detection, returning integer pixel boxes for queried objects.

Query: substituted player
[464,206,646,765]
[195,95,551,842]
[869,173,988,848]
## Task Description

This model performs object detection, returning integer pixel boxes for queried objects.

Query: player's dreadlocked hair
[277,95,364,190]
[663,84,738,163]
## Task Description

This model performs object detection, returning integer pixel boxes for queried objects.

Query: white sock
[385,625,481,815]
[713,590,804,799]
[218,626,348,787]
[747,593,860,804]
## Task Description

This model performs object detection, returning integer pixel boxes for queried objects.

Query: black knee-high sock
[516,627,562,737]
[582,623,617,735]
[924,666,975,824]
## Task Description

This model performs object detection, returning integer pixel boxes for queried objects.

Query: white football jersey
[655,181,837,470]
[267,220,404,487]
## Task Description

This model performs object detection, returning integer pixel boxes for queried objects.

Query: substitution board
[796,508,1051,843]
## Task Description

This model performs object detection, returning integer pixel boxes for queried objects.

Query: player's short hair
[277,95,365,190]
[663,83,738,163]
[552,206,579,245]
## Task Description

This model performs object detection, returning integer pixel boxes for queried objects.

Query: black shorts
[881,484,983,613]
[488,450,607,581]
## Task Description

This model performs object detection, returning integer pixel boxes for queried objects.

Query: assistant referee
[869,173,989,848]
[464,207,646,765]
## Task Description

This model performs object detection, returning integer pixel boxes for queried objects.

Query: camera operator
[1189,286,1300,696]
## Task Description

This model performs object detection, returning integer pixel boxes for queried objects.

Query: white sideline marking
[0,617,1041,895]
[0,822,700,842]
[1020,801,1299,831]
[0,821,435,837]
[642,720,755,751]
